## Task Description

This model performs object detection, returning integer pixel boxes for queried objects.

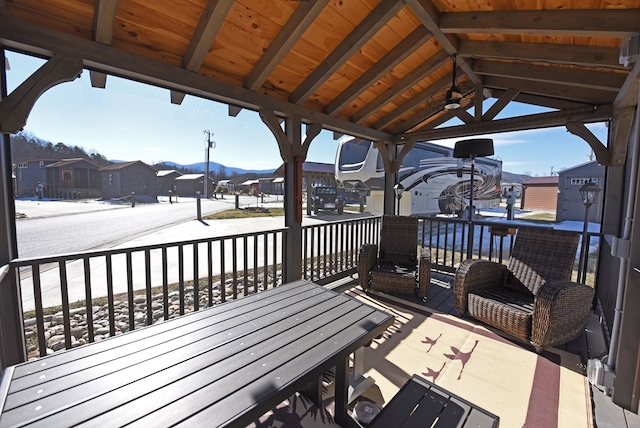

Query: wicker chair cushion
[371,263,417,296]
[503,228,580,296]
[468,288,534,342]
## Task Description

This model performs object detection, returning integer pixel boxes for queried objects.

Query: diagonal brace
[0,54,82,133]
[566,122,612,165]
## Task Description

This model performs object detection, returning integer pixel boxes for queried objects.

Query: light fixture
[453,138,494,259]
[393,183,404,215]
[579,179,601,207]
[444,55,462,110]
[578,179,601,282]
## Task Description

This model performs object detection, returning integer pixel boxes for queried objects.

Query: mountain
[502,171,532,183]
[153,161,275,175]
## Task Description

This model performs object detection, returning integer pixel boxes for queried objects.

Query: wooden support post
[260,110,321,282]
[0,48,26,369]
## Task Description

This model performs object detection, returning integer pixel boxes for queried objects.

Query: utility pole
[203,130,216,199]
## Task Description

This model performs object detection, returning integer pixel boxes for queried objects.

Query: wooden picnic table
[0,279,394,427]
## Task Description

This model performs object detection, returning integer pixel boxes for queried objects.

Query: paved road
[14,196,256,259]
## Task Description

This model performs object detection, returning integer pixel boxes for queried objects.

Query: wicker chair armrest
[358,244,378,290]
[454,259,506,315]
[417,250,431,299]
[531,280,595,352]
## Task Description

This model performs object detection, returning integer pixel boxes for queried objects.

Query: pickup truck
[310,186,345,215]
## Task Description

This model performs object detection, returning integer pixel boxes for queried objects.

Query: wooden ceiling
[0,0,639,152]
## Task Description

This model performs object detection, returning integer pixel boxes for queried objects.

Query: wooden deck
[334,271,640,428]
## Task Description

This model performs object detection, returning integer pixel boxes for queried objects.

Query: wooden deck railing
[417,215,601,284]
[4,214,599,361]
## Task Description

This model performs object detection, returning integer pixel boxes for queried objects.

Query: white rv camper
[335,139,502,216]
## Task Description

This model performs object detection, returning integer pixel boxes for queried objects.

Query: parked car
[310,186,345,215]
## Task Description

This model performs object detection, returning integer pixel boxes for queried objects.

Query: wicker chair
[454,227,595,353]
[358,215,430,298]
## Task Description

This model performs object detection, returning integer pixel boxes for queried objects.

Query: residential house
[14,159,58,197]
[216,179,235,192]
[156,170,182,196]
[99,161,158,200]
[45,158,101,199]
[175,174,215,197]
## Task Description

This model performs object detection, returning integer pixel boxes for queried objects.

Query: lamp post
[393,183,404,215]
[453,139,494,259]
[578,179,601,283]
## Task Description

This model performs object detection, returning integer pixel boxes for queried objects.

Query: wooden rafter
[324,26,432,115]
[404,0,482,85]
[289,0,404,105]
[244,0,328,91]
[439,9,640,38]
[0,16,391,142]
[389,86,476,134]
[90,0,118,88]
[351,49,450,124]
[372,73,450,130]
[183,0,233,71]
[170,0,234,104]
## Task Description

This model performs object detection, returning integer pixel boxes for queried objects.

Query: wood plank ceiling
[0,0,639,157]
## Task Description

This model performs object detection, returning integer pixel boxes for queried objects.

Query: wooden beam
[259,109,292,163]
[566,122,612,165]
[259,109,320,163]
[170,90,186,105]
[404,0,482,85]
[459,40,624,69]
[228,104,242,117]
[474,83,482,122]
[0,16,391,142]
[324,26,432,115]
[91,0,119,89]
[389,87,475,134]
[373,141,395,174]
[482,75,616,105]
[0,54,82,133]
[289,0,404,104]
[401,104,613,142]
[183,0,234,72]
[439,9,640,38]
[351,49,450,123]
[455,106,474,124]
[473,59,626,92]
[614,60,640,110]
[510,92,587,110]
[483,88,519,121]
[372,73,450,130]
[609,106,636,166]
[92,0,118,44]
[89,70,107,89]
[244,0,328,91]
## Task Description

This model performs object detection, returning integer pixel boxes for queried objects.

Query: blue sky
[6,50,607,176]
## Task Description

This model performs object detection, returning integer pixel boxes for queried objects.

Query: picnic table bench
[369,374,499,427]
[0,279,394,427]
